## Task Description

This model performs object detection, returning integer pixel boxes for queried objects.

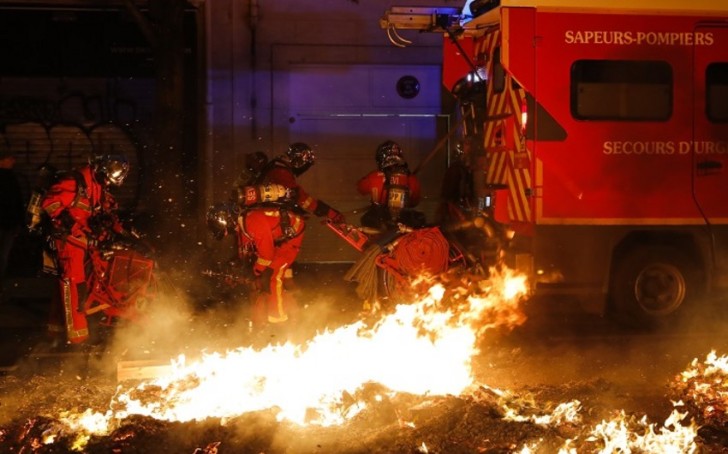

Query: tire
[610,246,703,329]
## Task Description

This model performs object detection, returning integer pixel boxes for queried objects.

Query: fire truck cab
[382,0,728,328]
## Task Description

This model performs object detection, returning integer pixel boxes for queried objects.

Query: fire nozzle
[472,214,497,239]
[324,220,370,252]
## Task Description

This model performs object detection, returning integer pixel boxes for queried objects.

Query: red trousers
[49,237,89,344]
[241,209,305,326]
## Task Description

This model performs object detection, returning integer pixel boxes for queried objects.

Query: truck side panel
[497,8,728,309]
[524,12,705,222]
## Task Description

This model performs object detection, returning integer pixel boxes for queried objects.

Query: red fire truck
[382,0,728,328]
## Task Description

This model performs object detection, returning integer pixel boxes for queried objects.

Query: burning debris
[671,350,728,449]
[672,350,728,425]
[0,269,726,453]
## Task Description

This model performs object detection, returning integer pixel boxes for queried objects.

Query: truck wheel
[611,246,702,328]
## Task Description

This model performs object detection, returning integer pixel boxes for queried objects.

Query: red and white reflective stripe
[474,30,533,223]
[268,264,289,324]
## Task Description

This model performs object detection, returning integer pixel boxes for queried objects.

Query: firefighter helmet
[206,202,238,240]
[375,140,405,171]
[93,154,130,186]
[286,142,315,174]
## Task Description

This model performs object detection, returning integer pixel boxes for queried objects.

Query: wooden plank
[0,365,18,374]
[116,359,173,382]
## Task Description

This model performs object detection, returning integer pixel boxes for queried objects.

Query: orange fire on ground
[45,268,722,453]
[60,268,529,436]
[481,385,698,453]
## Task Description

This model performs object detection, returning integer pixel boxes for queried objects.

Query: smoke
[104,272,247,365]
[91,262,362,378]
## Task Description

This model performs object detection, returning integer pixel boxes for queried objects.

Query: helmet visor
[206,204,236,240]
[106,160,130,186]
[292,149,315,169]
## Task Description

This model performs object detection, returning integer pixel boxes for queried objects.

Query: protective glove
[253,276,266,292]
[327,208,345,224]
[253,267,273,293]
[253,262,267,277]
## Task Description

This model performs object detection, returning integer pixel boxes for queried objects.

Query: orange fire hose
[387,227,450,277]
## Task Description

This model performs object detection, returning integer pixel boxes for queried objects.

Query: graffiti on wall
[0,85,152,211]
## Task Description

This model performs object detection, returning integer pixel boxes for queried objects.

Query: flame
[37,268,717,453]
[483,384,583,426]
[674,349,728,423]
[505,404,698,453]
[480,371,698,453]
[58,267,529,437]
[586,409,697,453]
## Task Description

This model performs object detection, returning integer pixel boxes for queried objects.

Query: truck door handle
[697,160,723,170]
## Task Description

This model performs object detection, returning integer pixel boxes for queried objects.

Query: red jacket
[356,168,422,207]
[237,207,305,272]
[40,165,123,344]
[237,207,305,325]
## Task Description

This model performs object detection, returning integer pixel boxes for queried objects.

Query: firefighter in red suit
[251,143,344,324]
[240,207,305,325]
[207,198,305,326]
[209,143,343,327]
[40,155,129,345]
[356,140,425,230]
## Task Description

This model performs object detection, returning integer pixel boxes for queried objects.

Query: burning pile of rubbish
[0,269,726,453]
[671,349,728,450]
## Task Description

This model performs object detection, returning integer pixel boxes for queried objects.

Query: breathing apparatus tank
[385,167,410,221]
[26,164,59,233]
[233,183,293,207]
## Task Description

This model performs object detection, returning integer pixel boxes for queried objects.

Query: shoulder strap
[254,158,285,184]
[70,170,87,208]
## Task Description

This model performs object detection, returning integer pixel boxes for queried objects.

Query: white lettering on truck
[603,141,676,155]
[603,141,728,155]
[565,30,714,46]
[694,141,728,154]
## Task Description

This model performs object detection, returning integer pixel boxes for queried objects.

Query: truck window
[707,62,728,123]
[570,60,672,121]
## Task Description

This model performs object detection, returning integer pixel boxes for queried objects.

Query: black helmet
[92,154,129,186]
[286,142,315,174]
[206,202,238,240]
[375,140,404,171]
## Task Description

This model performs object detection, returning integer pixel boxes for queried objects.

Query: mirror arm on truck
[380,6,461,47]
